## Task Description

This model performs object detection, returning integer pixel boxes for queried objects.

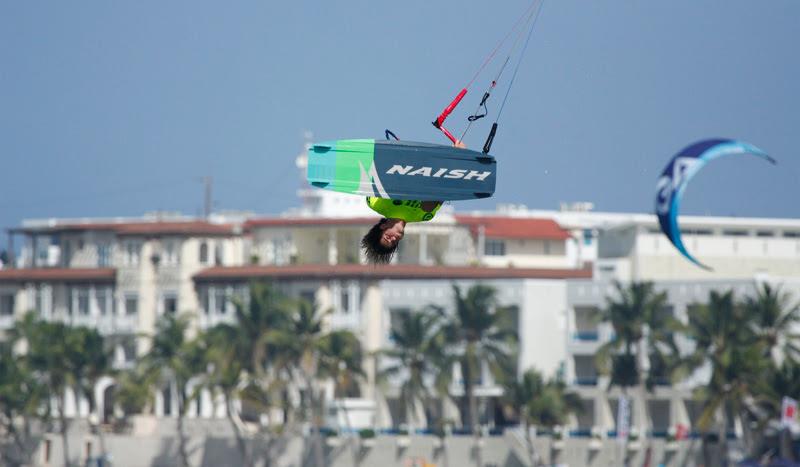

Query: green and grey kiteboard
[306,139,496,200]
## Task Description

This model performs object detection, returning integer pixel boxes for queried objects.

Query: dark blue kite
[655,139,776,270]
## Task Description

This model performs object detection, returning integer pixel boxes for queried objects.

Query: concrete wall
[30,421,713,467]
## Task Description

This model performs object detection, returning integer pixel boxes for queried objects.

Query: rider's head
[361,218,406,264]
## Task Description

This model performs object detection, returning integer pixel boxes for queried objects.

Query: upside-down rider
[360,141,466,264]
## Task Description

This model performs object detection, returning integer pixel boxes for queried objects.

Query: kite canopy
[654,138,776,270]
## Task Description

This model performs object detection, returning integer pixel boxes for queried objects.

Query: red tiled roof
[0,268,116,283]
[454,215,570,240]
[244,217,377,231]
[14,221,236,237]
[194,264,591,282]
[115,221,236,236]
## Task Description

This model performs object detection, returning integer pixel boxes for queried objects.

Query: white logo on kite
[386,165,492,181]
[655,157,699,215]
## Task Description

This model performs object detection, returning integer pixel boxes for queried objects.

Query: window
[0,293,14,316]
[125,294,138,316]
[163,294,178,315]
[36,236,50,264]
[163,240,180,266]
[340,290,350,313]
[583,229,594,246]
[69,288,89,315]
[62,241,71,267]
[122,338,137,362]
[97,288,110,315]
[544,240,551,255]
[388,307,411,338]
[784,231,800,238]
[199,242,209,264]
[78,289,90,315]
[214,288,227,314]
[97,244,111,267]
[485,239,506,256]
[125,241,141,266]
[680,229,713,236]
[300,290,316,306]
[200,288,210,314]
[756,230,774,238]
[722,229,748,237]
[214,244,224,266]
[34,286,50,315]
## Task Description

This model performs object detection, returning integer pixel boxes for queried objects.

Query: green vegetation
[2,281,800,466]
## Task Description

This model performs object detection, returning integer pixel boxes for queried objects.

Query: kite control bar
[432,87,498,154]
[432,88,467,145]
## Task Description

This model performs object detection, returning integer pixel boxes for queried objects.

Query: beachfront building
[556,210,800,441]
[1,142,799,442]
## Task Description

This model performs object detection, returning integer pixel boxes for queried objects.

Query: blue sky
[1,1,799,232]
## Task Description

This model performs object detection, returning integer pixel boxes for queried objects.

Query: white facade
[4,166,800,432]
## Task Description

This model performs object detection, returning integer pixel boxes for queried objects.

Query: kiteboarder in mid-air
[360,141,466,264]
[310,2,545,263]
[360,199,442,264]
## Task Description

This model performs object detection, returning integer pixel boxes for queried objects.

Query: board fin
[311,144,332,153]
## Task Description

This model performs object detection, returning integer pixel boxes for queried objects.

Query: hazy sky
[2,1,799,232]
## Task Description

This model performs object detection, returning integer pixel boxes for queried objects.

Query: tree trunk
[463,355,482,467]
[637,338,651,467]
[58,393,71,467]
[718,407,728,467]
[177,393,191,467]
[303,373,325,467]
[465,370,477,432]
[87,390,109,467]
[524,420,540,467]
[225,392,251,467]
[340,398,359,467]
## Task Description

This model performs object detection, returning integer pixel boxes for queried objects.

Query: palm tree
[318,329,365,467]
[230,281,296,431]
[113,366,153,421]
[141,313,207,467]
[743,283,800,365]
[685,290,772,466]
[15,315,76,466]
[203,323,254,467]
[437,284,518,467]
[380,310,451,431]
[232,281,294,377]
[268,298,328,467]
[202,281,306,467]
[502,368,582,466]
[746,358,800,459]
[439,284,518,433]
[66,326,114,465]
[595,281,679,456]
[319,330,364,399]
[0,339,49,467]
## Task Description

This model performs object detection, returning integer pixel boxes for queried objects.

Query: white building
[2,143,799,439]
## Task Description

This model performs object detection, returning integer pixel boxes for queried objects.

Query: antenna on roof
[203,176,213,219]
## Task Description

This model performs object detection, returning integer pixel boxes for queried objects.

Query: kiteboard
[307,139,496,200]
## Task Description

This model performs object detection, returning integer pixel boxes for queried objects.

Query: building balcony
[572,330,599,341]
[567,337,602,355]
[198,313,236,329]
[574,377,599,387]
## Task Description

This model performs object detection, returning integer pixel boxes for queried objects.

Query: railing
[574,377,598,386]
[572,330,599,341]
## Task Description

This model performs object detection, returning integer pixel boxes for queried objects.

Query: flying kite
[655,138,776,270]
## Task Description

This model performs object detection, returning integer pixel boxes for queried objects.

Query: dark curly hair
[361,218,399,264]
